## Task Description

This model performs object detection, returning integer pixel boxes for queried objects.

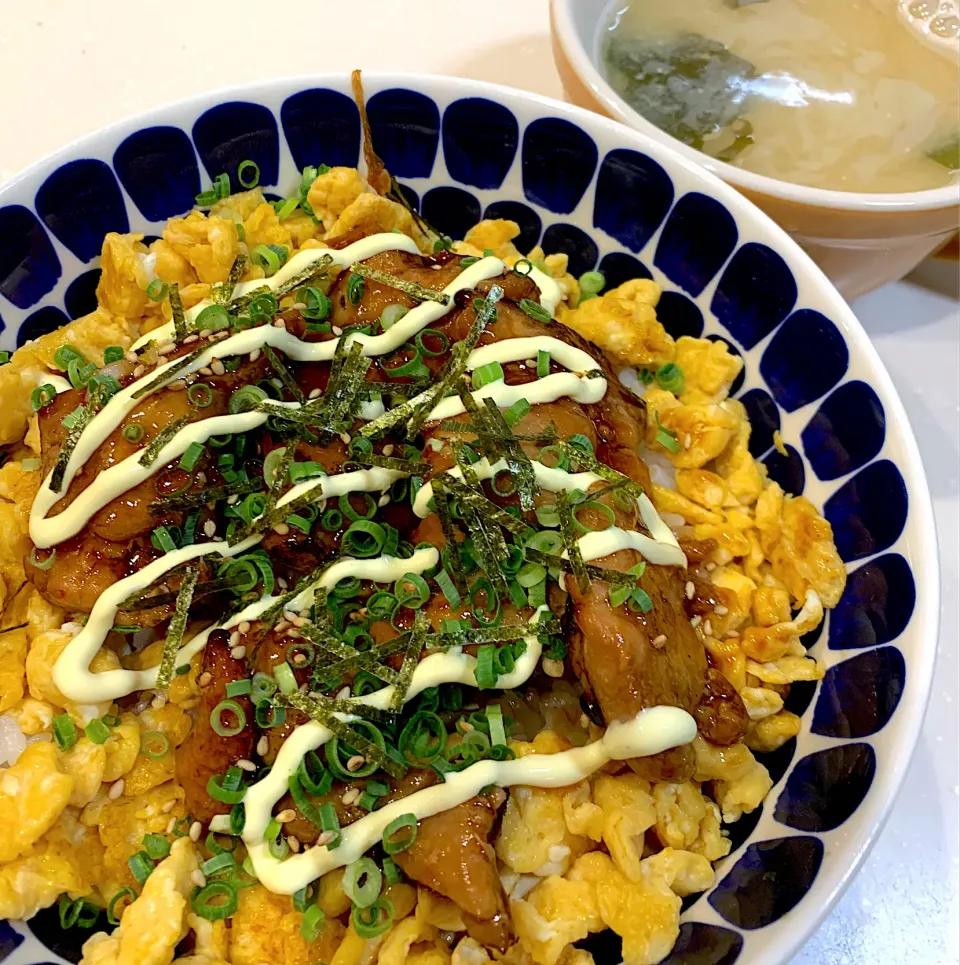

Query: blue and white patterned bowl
[0,74,938,965]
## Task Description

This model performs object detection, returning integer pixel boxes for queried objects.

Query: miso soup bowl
[551,0,960,300]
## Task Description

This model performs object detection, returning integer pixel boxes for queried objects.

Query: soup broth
[601,0,960,193]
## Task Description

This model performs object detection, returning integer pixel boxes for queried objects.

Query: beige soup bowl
[550,0,960,301]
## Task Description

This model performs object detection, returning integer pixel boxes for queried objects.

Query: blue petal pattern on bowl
[829,554,916,650]
[0,76,933,965]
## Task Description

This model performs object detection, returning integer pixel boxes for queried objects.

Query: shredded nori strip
[217,254,248,305]
[139,417,190,467]
[431,485,465,593]
[252,562,332,650]
[131,344,210,400]
[263,345,306,403]
[150,477,265,513]
[50,401,96,493]
[348,451,431,476]
[481,397,539,511]
[349,262,449,305]
[550,441,646,498]
[556,490,589,593]
[269,255,335,303]
[169,283,187,341]
[117,574,244,612]
[229,479,324,544]
[389,610,427,711]
[423,618,562,650]
[435,474,534,539]
[284,690,407,778]
[303,622,405,688]
[155,565,199,690]
[524,547,637,587]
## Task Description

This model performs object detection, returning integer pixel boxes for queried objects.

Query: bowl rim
[550,0,960,213]
[0,70,942,964]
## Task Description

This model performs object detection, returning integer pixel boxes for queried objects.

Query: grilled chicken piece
[393,794,513,950]
[175,630,255,824]
[693,667,750,746]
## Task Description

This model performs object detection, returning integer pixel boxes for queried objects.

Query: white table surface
[1,2,957,962]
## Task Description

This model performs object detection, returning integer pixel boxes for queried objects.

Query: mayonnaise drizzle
[32,238,562,549]
[242,703,695,895]
[51,468,406,703]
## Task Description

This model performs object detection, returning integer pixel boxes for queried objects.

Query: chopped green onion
[519,298,552,323]
[275,197,299,221]
[346,272,365,305]
[103,345,125,364]
[192,880,238,920]
[29,546,57,571]
[142,833,171,860]
[201,852,236,877]
[53,714,77,751]
[537,350,550,378]
[250,244,287,277]
[288,460,326,483]
[300,286,331,321]
[629,588,654,613]
[107,887,136,925]
[382,813,418,855]
[229,384,268,414]
[59,894,100,929]
[255,698,286,729]
[487,704,507,746]
[207,768,247,804]
[210,699,247,737]
[475,645,497,690]
[471,361,504,389]
[504,398,530,427]
[351,898,394,939]
[237,159,260,188]
[655,362,685,395]
[31,384,57,411]
[394,573,429,609]
[146,279,169,302]
[122,424,144,443]
[251,672,277,703]
[578,270,605,297]
[84,718,111,744]
[382,856,401,885]
[318,801,342,849]
[654,413,682,454]
[342,519,386,558]
[141,730,171,759]
[195,303,231,332]
[343,857,382,909]
[128,851,154,886]
[301,903,326,942]
[514,258,533,276]
[380,304,409,330]
[178,442,205,472]
[274,663,298,695]
[226,679,252,698]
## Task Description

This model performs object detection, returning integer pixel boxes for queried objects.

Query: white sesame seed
[239,621,251,634]
[277,808,296,823]
[309,388,321,399]
[339,433,352,445]
[212,330,230,341]
[346,755,366,772]
[189,820,202,842]
[133,364,146,378]
[211,360,226,377]
[342,788,360,806]
[191,870,206,888]
[198,329,212,338]
[278,578,288,589]
[331,325,343,336]
[231,645,246,660]
[727,629,741,638]
[157,342,177,355]
[705,562,716,571]
[249,348,261,362]
[542,657,564,678]
[284,610,298,623]
[199,671,212,686]
[124,351,138,364]
[288,835,301,853]
[257,736,270,757]
[337,686,351,700]
[684,434,693,450]
[579,713,590,729]
[685,580,695,600]
[292,650,306,663]
[318,830,337,847]
[714,605,729,616]
[236,759,256,772]
[183,334,199,345]
[162,798,176,813]
[651,634,667,649]
[378,494,390,507]
[203,520,217,538]
[703,619,714,637]
[169,379,187,391]
[199,366,213,376]
[273,319,286,329]
[108,780,125,800]
[229,630,241,647]
[273,523,290,536]
[196,471,207,485]
[166,816,177,833]
[275,620,290,633]
[690,615,702,628]
[382,444,394,456]
[151,695,166,709]
[227,494,239,505]
[524,358,536,368]
[298,610,309,620]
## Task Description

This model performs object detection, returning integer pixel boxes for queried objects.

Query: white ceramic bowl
[550,0,960,301]
[0,73,939,965]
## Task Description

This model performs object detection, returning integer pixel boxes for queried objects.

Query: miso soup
[601,0,960,193]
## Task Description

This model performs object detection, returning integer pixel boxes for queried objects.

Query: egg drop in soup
[601,0,960,193]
